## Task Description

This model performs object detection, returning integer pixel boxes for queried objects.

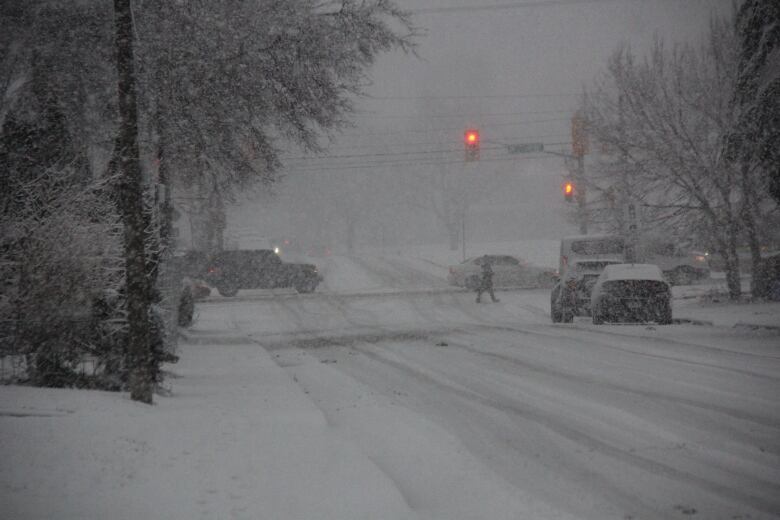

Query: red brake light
[207,266,218,274]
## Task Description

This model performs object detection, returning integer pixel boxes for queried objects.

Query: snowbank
[0,339,418,520]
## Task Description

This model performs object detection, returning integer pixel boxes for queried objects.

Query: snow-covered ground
[2,241,779,519]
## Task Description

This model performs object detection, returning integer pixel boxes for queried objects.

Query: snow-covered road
[191,255,780,520]
[3,253,778,519]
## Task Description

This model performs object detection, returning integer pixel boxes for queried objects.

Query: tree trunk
[155,101,174,256]
[114,0,152,404]
[740,163,765,297]
[725,221,742,301]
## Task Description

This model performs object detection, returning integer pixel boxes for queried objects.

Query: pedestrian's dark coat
[476,256,499,303]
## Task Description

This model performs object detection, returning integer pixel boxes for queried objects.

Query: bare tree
[1,0,419,400]
[583,17,776,300]
[732,0,780,206]
[133,1,418,247]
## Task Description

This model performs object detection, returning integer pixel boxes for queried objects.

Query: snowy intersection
[2,253,780,519]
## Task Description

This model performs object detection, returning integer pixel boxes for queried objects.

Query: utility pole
[575,153,587,235]
[461,212,466,262]
[571,111,588,235]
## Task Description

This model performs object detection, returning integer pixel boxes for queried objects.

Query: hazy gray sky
[251,0,735,247]
[355,0,733,147]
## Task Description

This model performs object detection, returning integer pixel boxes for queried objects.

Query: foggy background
[218,0,733,254]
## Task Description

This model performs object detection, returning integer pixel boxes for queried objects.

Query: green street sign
[507,143,544,154]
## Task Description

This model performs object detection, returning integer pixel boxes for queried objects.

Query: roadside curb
[195,286,465,305]
[670,318,780,331]
[733,322,780,333]
[672,318,714,326]
[178,329,253,345]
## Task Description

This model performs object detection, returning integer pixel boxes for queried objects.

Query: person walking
[476,256,500,303]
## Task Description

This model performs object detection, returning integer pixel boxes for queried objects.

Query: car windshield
[4,3,778,520]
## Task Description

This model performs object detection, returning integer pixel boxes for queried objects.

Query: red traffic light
[563,181,575,201]
[464,128,480,161]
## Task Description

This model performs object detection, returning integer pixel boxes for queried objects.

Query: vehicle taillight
[449,267,455,274]
[207,266,218,274]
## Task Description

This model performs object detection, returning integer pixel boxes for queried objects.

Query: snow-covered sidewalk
[671,277,780,329]
[0,335,417,520]
[673,298,780,329]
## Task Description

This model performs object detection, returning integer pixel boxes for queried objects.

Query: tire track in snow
[444,332,779,428]
[345,341,780,518]
[469,322,780,383]
[347,255,449,290]
[561,321,780,361]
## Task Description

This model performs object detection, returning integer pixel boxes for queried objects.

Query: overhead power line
[350,111,572,120]
[335,120,570,140]
[282,134,570,161]
[285,151,572,173]
[367,92,580,100]
[410,0,630,15]
[284,145,506,162]
[352,108,571,119]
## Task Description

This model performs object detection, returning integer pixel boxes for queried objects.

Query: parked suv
[204,249,322,297]
[551,259,621,323]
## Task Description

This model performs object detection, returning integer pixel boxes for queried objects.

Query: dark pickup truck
[204,249,322,297]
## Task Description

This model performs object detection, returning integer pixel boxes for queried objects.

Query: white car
[447,255,557,290]
[590,263,672,325]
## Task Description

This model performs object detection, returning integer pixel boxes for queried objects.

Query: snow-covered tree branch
[582,15,777,300]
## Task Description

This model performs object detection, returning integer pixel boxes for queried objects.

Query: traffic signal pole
[544,147,588,234]
[571,111,588,235]
[576,154,587,235]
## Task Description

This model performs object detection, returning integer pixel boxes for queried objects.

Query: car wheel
[551,302,562,323]
[295,281,317,294]
[216,279,239,297]
[465,275,480,291]
[672,267,694,286]
[658,302,673,325]
[177,286,194,327]
[560,305,574,323]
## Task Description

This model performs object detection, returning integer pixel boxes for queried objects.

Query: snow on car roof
[600,263,666,281]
